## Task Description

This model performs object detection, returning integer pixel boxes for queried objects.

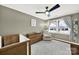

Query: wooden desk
[26,33,43,44]
[0,34,31,55]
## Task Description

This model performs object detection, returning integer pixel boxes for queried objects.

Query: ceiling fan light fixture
[46,11,49,15]
[46,11,50,17]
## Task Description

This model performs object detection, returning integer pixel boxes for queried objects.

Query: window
[49,20,58,31]
[48,19,70,34]
[59,19,68,31]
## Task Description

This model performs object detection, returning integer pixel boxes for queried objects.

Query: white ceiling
[1,4,79,20]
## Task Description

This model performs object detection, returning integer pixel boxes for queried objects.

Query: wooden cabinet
[71,44,79,55]
[26,33,43,44]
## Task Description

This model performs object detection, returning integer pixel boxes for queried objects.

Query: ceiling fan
[35,4,60,17]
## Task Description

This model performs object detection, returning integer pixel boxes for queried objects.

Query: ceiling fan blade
[36,12,45,14]
[49,4,60,12]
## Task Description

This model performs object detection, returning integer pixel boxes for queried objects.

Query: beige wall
[0,5,45,35]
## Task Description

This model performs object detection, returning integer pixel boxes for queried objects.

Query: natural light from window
[48,19,70,35]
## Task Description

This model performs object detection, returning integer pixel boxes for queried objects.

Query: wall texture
[0,5,44,35]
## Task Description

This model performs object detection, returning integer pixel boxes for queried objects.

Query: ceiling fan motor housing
[46,6,48,9]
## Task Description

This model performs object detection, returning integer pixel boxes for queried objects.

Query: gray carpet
[31,40,71,55]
